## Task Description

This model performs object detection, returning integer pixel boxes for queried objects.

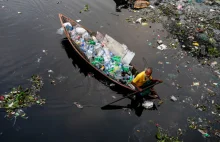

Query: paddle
[101,81,161,109]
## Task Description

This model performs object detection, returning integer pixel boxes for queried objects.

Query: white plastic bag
[142,101,154,109]
[63,22,72,27]
[76,27,87,34]
[56,27,64,35]
[82,32,90,39]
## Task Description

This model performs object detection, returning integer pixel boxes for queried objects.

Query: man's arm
[131,81,142,92]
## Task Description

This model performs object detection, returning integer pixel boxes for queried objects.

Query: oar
[101,81,161,109]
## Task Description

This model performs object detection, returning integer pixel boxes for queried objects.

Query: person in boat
[131,67,163,99]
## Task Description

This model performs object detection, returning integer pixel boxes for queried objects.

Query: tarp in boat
[102,34,135,65]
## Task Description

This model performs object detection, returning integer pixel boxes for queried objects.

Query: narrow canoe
[58,13,141,93]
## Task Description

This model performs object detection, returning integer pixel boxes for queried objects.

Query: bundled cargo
[60,21,135,85]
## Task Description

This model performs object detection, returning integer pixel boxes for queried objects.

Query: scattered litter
[211,61,217,68]
[112,96,116,99]
[73,102,83,109]
[157,44,167,50]
[109,83,115,87]
[51,80,56,85]
[76,19,81,23]
[137,130,140,132]
[215,132,220,137]
[42,50,47,55]
[17,12,22,14]
[48,70,53,73]
[210,9,215,12]
[2,6,5,8]
[158,61,163,64]
[37,57,41,63]
[196,105,207,111]
[141,22,148,26]
[170,95,177,102]
[212,100,214,104]
[213,83,218,86]
[136,18,142,24]
[192,82,200,86]
[198,129,210,138]
[165,62,171,64]
[157,40,163,45]
[193,42,199,47]
[142,101,153,109]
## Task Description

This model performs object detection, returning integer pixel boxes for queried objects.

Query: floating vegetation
[156,126,182,142]
[0,75,45,119]
[80,4,89,13]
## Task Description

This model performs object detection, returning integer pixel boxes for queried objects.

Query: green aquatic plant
[156,127,182,142]
[0,75,45,119]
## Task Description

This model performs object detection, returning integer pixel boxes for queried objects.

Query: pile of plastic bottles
[63,22,134,85]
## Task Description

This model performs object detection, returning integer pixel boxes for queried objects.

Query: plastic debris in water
[213,83,218,86]
[211,61,217,68]
[136,18,142,23]
[37,57,41,63]
[158,61,163,64]
[170,95,177,102]
[157,44,167,50]
[141,22,148,26]
[142,101,153,109]
[110,83,115,87]
[198,129,210,138]
[157,40,163,45]
[192,82,200,86]
[48,70,53,73]
[51,80,56,85]
[73,102,83,109]
[42,50,48,55]
[76,19,81,23]
[215,132,220,138]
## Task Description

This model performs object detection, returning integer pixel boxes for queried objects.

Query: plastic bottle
[89,40,96,45]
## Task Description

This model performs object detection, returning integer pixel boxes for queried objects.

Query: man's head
[145,67,152,77]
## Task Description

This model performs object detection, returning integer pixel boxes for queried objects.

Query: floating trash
[192,82,200,86]
[0,75,45,119]
[112,96,116,99]
[73,102,83,109]
[142,101,153,109]
[170,95,177,102]
[157,44,167,50]
[48,70,54,73]
[76,19,81,23]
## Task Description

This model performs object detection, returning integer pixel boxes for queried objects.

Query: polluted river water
[0,0,220,142]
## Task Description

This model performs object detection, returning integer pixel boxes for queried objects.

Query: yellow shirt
[132,71,152,87]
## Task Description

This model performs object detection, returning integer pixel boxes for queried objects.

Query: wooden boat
[58,14,158,94]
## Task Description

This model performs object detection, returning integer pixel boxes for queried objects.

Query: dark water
[0,0,219,141]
